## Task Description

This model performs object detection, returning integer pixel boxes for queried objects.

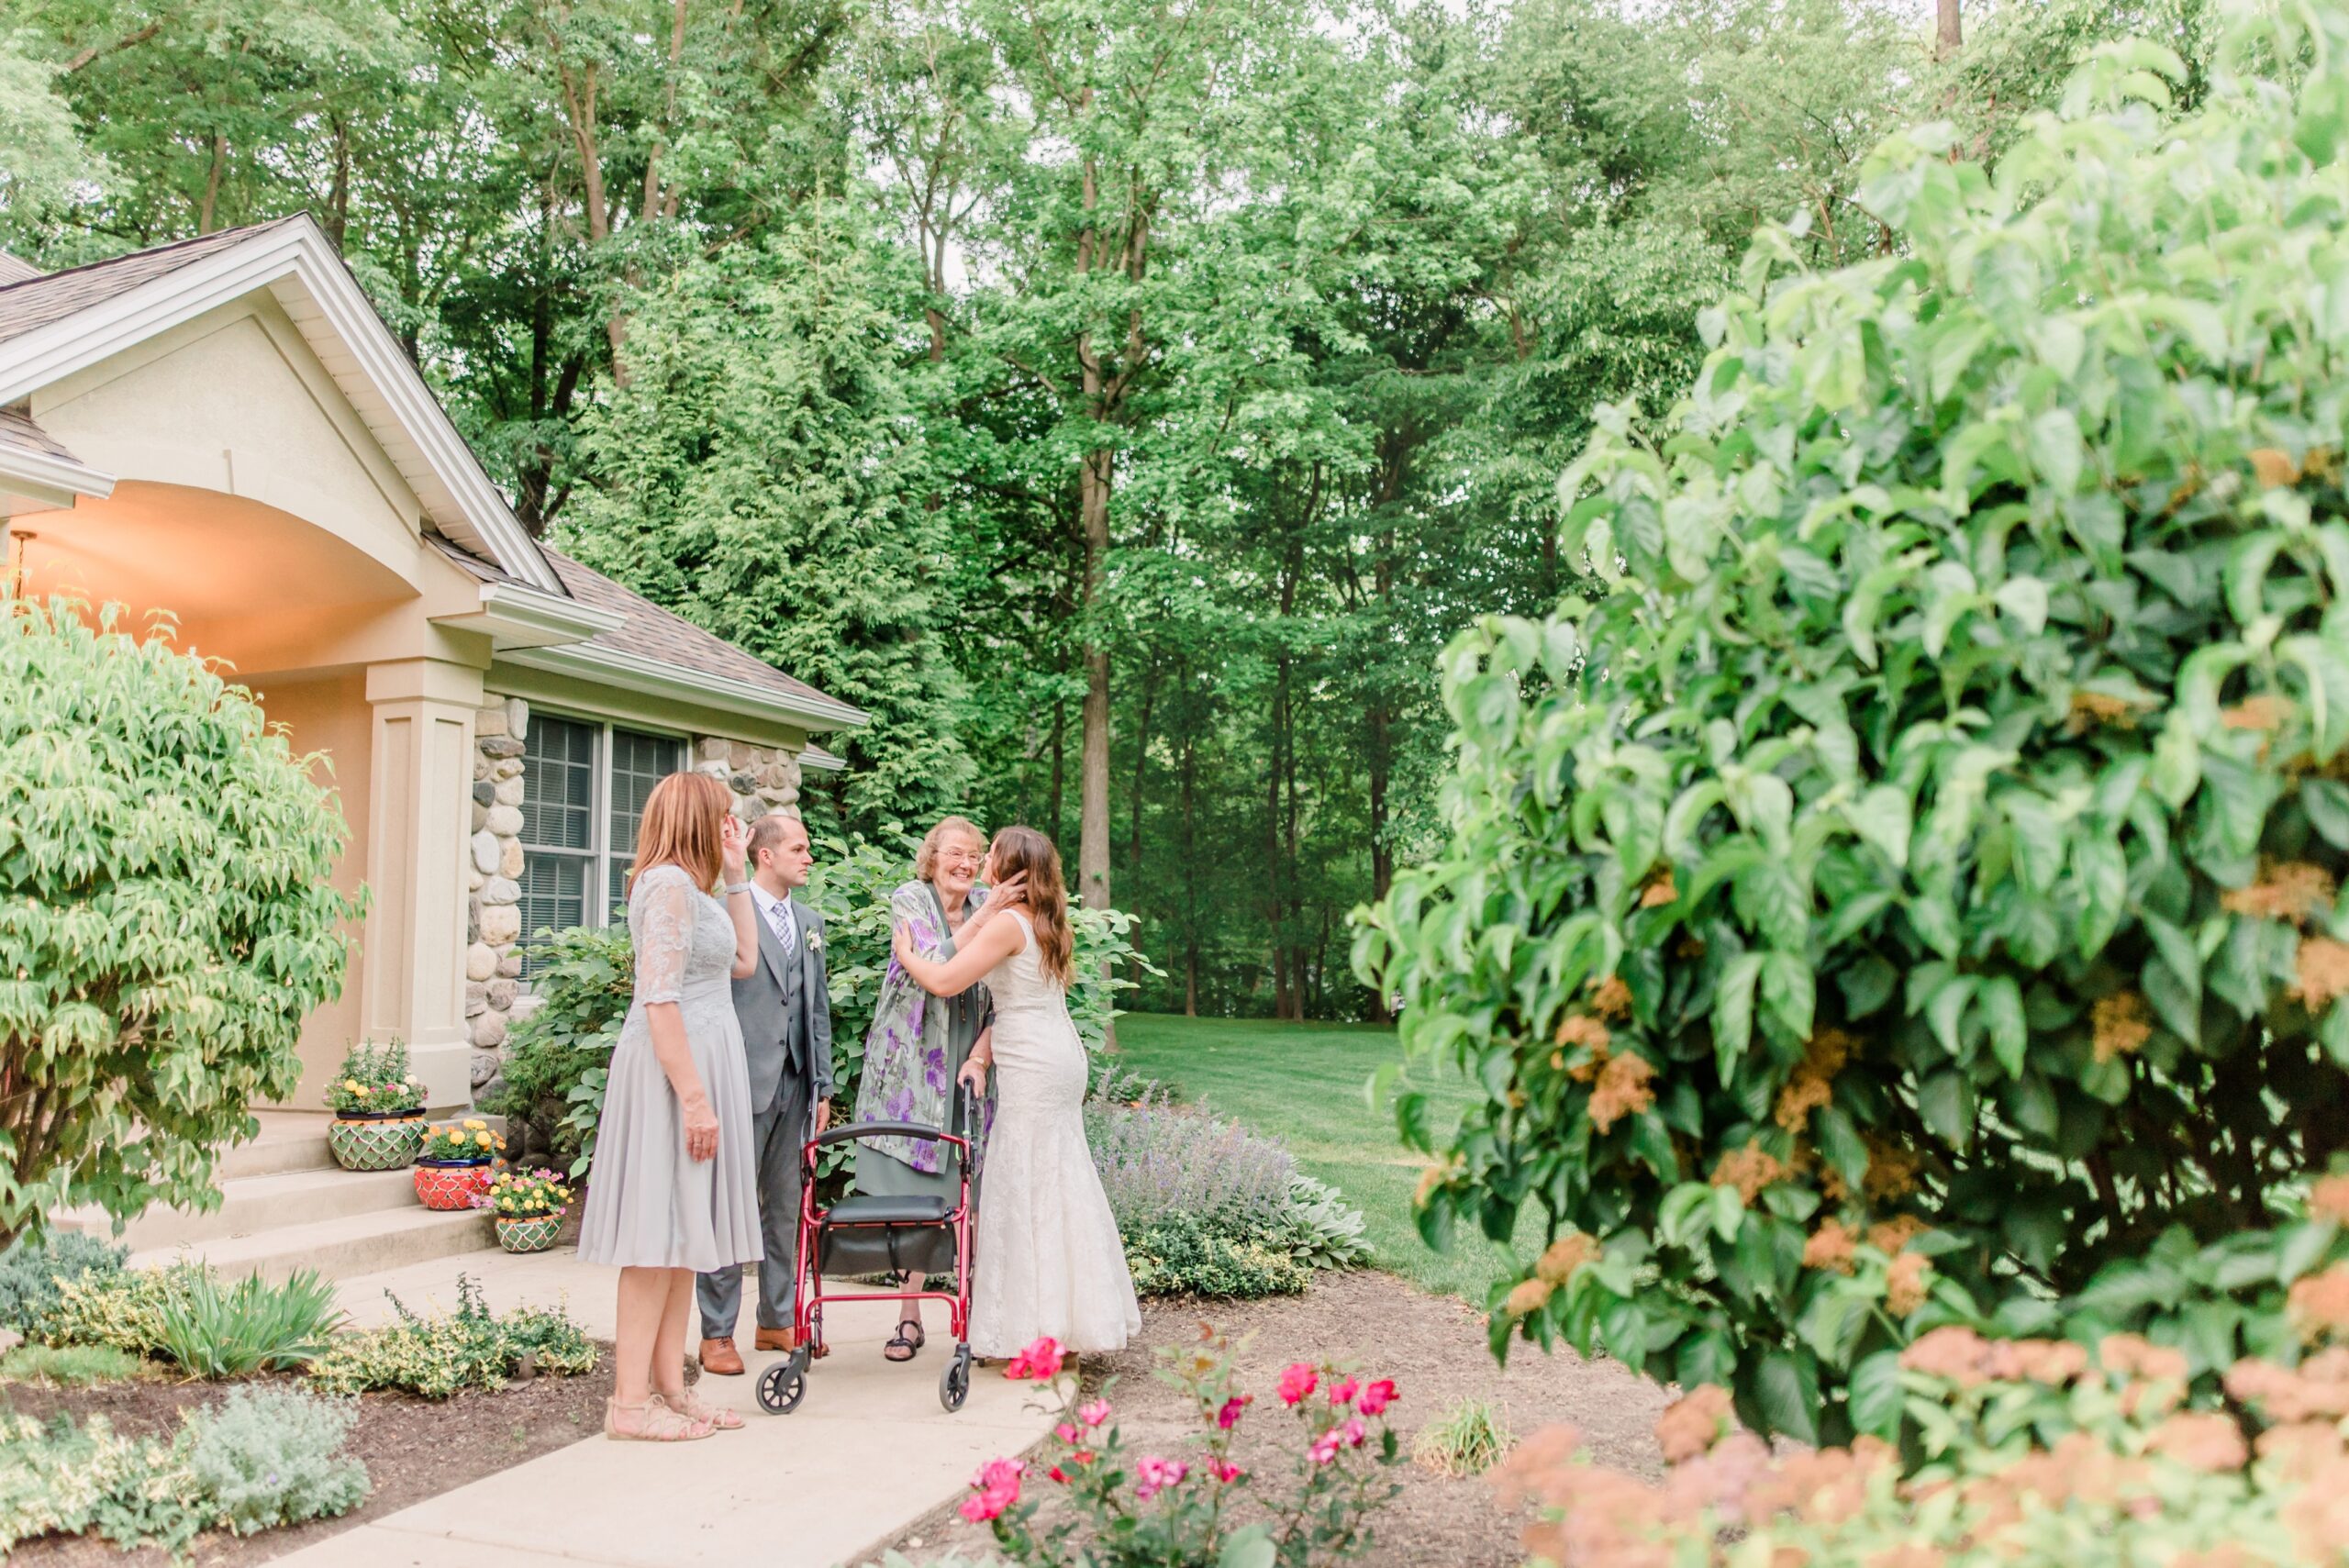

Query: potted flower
[414,1119,505,1209]
[324,1040,428,1171]
[478,1168,573,1253]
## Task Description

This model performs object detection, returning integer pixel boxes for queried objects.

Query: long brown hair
[989,825,1074,986]
[629,772,729,895]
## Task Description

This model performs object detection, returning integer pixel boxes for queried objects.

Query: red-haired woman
[891,826,1139,1361]
[576,771,763,1440]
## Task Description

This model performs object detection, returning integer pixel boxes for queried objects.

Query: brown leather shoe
[753,1327,796,1354]
[697,1338,744,1376]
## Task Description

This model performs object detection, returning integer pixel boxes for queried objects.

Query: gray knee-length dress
[576,863,762,1273]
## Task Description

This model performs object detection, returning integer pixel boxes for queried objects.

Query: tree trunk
[1049,693,1066,846]
[1937,0,1961,60]
[198,134,227,234]
[1266,695,1290,1021]
[1077,445,1113,921]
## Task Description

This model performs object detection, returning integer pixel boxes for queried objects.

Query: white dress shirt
[751,882,798,958]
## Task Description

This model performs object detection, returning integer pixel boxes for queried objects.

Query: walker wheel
[940,1343,973,1412]
[758,1350,809,1415]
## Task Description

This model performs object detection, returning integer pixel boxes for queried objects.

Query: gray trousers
[696,1072,811,1338]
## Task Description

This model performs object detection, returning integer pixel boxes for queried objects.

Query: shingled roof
[0,253,42,286]
[0,220,297,346]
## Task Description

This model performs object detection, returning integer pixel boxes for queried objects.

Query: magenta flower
[1077,1398,1112,1428]
[1276,1362,1319,1406]
[1004,1337,1065,1381]
[1208,1457,1245,1484]
[1338,1416,1367,1448]
[1328,1375,1360,1407]
[1055,1422,1082,1443]
[1309,1428,1343,1464]
[1216,1395,1251,1429]
[1357,1378,1397,1417]
[960,1458,1024,1521]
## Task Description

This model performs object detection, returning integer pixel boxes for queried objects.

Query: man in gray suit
[697,811,833,1374]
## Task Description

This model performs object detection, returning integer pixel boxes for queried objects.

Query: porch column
[362,657,484,1110]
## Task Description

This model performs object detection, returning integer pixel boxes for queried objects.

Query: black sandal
[885,1326,923,1362]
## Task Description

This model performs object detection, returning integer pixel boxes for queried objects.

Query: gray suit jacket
[731,893,834,1114]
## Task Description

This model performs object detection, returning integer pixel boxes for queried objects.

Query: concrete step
[56,1165,424,1251]
[220,1110,337,1179]
[129,1204,495,1285]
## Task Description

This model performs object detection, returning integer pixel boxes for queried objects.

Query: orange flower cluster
[1899,1326,2090,1388]
[1639,870,1678,908]
[2225,1349,2349,1421]
[1587,974,1633,1020]
[1709,1140,1788,1204]
[2287,1263,2349,1342]
[1773,1028,1855,1132]
[1505,1276,1554,1318]
[2310,1173,2349,1225]
[2291,936,2349,1011]
[1804,1218,1858,1274]
[2221,861,2338,926]
[1536,1231,1598,1286]
[2068,690,2143,731]
[1653,1386,1732,1464]
[2091,992,2152,1063]
[1556,1013,1611,1081]
[1885,1252,1933,1316]
[1589,1051,1655,1133]
[2221,695,2289,732]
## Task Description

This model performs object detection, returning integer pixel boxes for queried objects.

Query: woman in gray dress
[853,815,1014,1361]
[576,771,763,1441]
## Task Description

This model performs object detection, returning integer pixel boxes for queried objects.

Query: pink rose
[1216,1396,1251,1429]
[1339,1416,1367,1448]
[1133,1454,1190,1500]
[1309,1429,1343,1464]
[1077,1398,1113,1428]
[1208,1458,1245,1483]
[1276,1362,1319,1406]
[1055,1422,1081,1443]
[1328,1376,1360,1407]
[960,1458,1024,1521]
[1004,1337,1066,1381]
[1356,1378,1397,1417]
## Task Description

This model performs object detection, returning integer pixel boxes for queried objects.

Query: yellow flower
[352,1084,370,1096]
[342,1078,362,1093]
[475,1132,493,1149]
[463,1118,486,1131]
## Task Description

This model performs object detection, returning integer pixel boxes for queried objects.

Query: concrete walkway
[278,1247,1052,1568]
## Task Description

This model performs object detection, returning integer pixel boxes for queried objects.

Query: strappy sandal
[604,1396,714,1441]
[653,1389,744,1431]
[885,1321,925,1362]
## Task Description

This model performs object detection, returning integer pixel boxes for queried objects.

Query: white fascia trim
[0,447,114,508]
[474,582,626,642]
[0,218,565,597]
[503,639,872,734]
[799,747,848,773]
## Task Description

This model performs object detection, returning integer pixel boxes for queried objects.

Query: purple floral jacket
[855,880,995,1175]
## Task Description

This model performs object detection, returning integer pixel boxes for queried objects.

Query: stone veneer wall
[453,702,807,1102]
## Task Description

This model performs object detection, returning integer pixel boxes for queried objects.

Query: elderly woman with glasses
[851,815,1017,1362]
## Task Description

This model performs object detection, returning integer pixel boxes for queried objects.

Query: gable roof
[430,538,867,734]
[0,215,562,595]
[0,405,114,507]
[0,253,43,286]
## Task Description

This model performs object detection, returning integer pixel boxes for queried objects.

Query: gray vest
[734,895,810,1113]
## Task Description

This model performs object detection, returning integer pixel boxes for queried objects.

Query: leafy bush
[179,1386,368,1536]
[0,1411,201,1555]
[0,1343,147,1385]
[306,1274,596,1397]
[154,1269,343,1380]
[324,1039,425,1116]
[1497,1324,2349,1568]
[960,1335,1404,1567]
[1124,1212,1311,1299]
[0,1229,123,1331]
[503,831,1152,1180]
[1356,9,2349,1449]
[0,597,356,1246]
[1086,1089,1297,1236]
[32,1262,205,1358]
[1270,1176,1375,1272]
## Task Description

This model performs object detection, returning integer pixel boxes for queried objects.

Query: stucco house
[0,215,865,1114]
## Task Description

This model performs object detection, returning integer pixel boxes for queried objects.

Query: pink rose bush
[958,1335,1402,1566]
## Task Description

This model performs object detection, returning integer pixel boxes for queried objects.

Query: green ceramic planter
[496,1213,563,1253]
[328,1113,425,1172]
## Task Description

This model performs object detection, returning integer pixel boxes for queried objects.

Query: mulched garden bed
[878,1269,1671,1567]
[6,1348,619,1567]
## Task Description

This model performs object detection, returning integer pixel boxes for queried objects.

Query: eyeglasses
[940,851,984,866]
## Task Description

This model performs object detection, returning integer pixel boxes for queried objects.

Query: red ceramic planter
[414,1158,492,1210]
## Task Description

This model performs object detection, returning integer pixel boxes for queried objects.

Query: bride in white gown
[891,825,1140,1359]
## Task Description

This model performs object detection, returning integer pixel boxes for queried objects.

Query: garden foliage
[178,1386,368,1536]
[152,1268,343,1380]
[498,831,1148,1177]
[1356,3,2349,1449]
[306,1274,597,1397]
[0,598,356,1245]
[0,1229,123,1332]
[0,1410,201,1555]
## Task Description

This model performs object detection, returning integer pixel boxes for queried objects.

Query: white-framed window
[518,714,687,957]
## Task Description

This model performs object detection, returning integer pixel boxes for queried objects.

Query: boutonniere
[806,929,823,954]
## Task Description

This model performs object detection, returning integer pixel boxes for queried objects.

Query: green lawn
[1109,1013,1535,1301]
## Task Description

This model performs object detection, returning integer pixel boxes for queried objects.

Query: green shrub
[0,597,357,1246]
[0,1411,202,1556]
[1125,1212,1312,1298]
[1355,6,2349,1451]
[0,1343,147,1385]
[1273,1175,1375,1271]
[0,1229,124,1331]
[32,1262,203,1358]
[153,1269,343,1379]
[306,1275,597,1397]
[504,831,1151,1180]
[178,1386,368,1536]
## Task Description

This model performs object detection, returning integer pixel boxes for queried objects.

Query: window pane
[518,852,587,973]
[607,729,682,862]
[520,716,597,852]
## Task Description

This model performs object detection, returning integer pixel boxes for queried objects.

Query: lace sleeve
[632,867,696,1006]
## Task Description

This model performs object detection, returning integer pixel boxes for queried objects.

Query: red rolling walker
[756,1084,981,1415]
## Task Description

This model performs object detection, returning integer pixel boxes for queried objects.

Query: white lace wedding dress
[969,911,1141,1357]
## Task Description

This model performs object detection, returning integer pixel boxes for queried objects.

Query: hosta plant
[1356,3,2349,1449]
[0,598,355,1245]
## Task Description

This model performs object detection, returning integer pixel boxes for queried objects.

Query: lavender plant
[1085,1086,1296,1237]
